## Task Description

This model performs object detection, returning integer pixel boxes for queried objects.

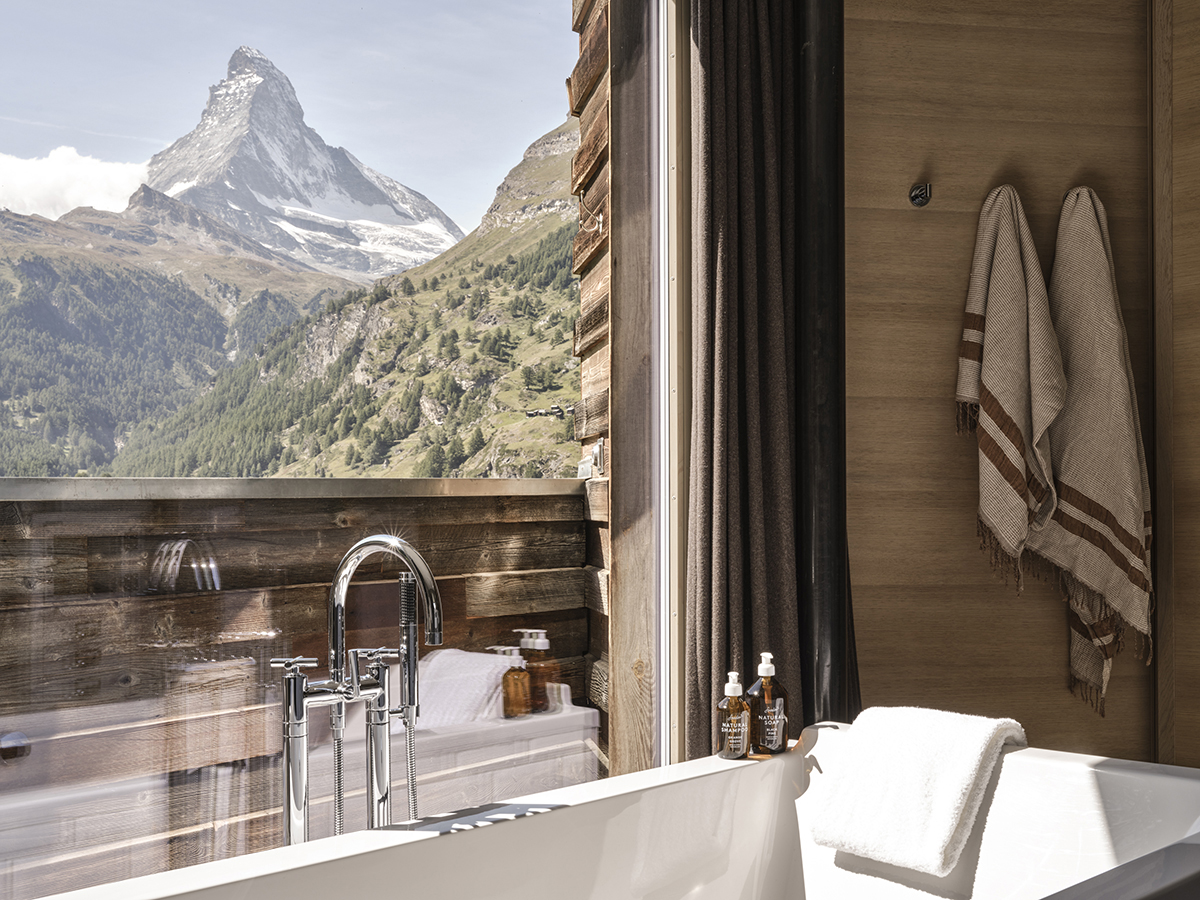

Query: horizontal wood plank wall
[845,0,1154,759]
[569,0,613,768]
[1169,0,1200,768]
[0,489,589,898]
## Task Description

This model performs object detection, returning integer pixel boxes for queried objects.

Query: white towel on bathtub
[808,707,1026,878]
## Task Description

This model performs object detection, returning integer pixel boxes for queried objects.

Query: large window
[0,5,614,898]
[0,2,581,481]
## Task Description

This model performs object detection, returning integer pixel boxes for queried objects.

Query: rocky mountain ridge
[145,46,463,282]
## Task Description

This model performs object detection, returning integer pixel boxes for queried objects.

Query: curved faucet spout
[327,534,443,685]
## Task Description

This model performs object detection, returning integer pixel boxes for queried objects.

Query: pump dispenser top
[725,671,743,696]
[758,652,775,676]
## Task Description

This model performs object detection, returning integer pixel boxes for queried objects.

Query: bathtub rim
[36,745,792,900]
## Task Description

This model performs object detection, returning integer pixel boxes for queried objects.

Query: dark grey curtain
[685,0,861,758]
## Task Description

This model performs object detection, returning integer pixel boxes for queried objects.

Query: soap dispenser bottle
[498,647,530,719]
[717,671,750,759]
[527,629,560,713]
[747,652,789,753]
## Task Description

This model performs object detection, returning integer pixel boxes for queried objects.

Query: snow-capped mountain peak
[145,47,462,282]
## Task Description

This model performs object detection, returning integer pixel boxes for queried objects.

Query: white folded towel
[392,649,515,731]
[808,707,1026,878]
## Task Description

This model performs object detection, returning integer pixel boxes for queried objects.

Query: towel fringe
[977,514,1059,591]
[978,515,1022,588]
[1069,674,1106,717]
[956,401,979,435]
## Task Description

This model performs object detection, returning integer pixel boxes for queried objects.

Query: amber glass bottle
[717,672,750,759]
[516,628,560,713]
[499,648,530,718]
[746,652,789,753]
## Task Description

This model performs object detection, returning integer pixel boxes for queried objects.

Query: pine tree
[414,443,446,477]
[467,426,486,456]
[446,436,466,471]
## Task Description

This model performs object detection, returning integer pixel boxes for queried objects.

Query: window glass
[0,1,581,481]
[0,5,602,898]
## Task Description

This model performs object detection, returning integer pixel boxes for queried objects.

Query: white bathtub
[45,722,1200,900]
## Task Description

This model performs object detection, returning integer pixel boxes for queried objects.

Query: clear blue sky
[0,0,577,232]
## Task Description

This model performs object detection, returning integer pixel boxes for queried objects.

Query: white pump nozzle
[529,628,550,650]
[758,652,775,677]
[724,671,742,697]
[513,628,534,649]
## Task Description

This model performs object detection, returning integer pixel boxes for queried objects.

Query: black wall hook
[909,184,932,207]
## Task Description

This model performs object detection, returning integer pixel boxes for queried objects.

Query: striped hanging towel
[955,185,1066,581]
[1026,187,1152,714]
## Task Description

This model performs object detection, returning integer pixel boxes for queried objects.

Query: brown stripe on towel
[1067,607,1123,660]
[959,339,983,363]
[1056,481,1148,565]
[962,312,987,333]
[978,428,1029,498]
[1051,507,1151,594]
[980,383,1027,460]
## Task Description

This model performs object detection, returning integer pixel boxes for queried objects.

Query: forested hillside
[110,221,582,478]
[0,250,344,476]
[0,255,227,475]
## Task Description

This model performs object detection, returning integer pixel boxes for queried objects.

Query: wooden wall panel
[1170,0,1200,767]
[0,488,593,899]
[845,0,1154,759]
[569,0,613,763]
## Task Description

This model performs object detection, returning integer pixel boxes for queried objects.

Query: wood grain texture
[568,5,608,116]
[581,341,610,401]
[586,522,611,571]
[1170,0,1200,767]
[573,388,610,441]
[574,289,610,356]
[844,0,1154,759]
[572,0,596,33]
[572,164,611,275]
[20,494,581,538]
[584,565,611,615]
[1152,0,1175,765]
[463,568,585,617]
[573,101,609,195]
[607,0,658,775]
[584,478,609,523]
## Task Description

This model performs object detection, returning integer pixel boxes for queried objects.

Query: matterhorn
[146,46,463,281]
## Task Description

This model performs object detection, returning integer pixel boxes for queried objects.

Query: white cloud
[0,147,149,219]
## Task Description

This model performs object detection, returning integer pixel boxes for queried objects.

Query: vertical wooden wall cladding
[568,0,613,768]
[1163,0,1200,767]
[0,486,589,899]
[843,0,1154,759]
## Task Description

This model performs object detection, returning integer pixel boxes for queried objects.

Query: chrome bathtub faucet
[270,535,443,846]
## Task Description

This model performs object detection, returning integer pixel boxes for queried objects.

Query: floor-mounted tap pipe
[271,657,317,845]
[398,572,420,820]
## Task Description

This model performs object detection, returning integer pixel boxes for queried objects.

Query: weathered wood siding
[568,0,613,768]
[0,484,588,899]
